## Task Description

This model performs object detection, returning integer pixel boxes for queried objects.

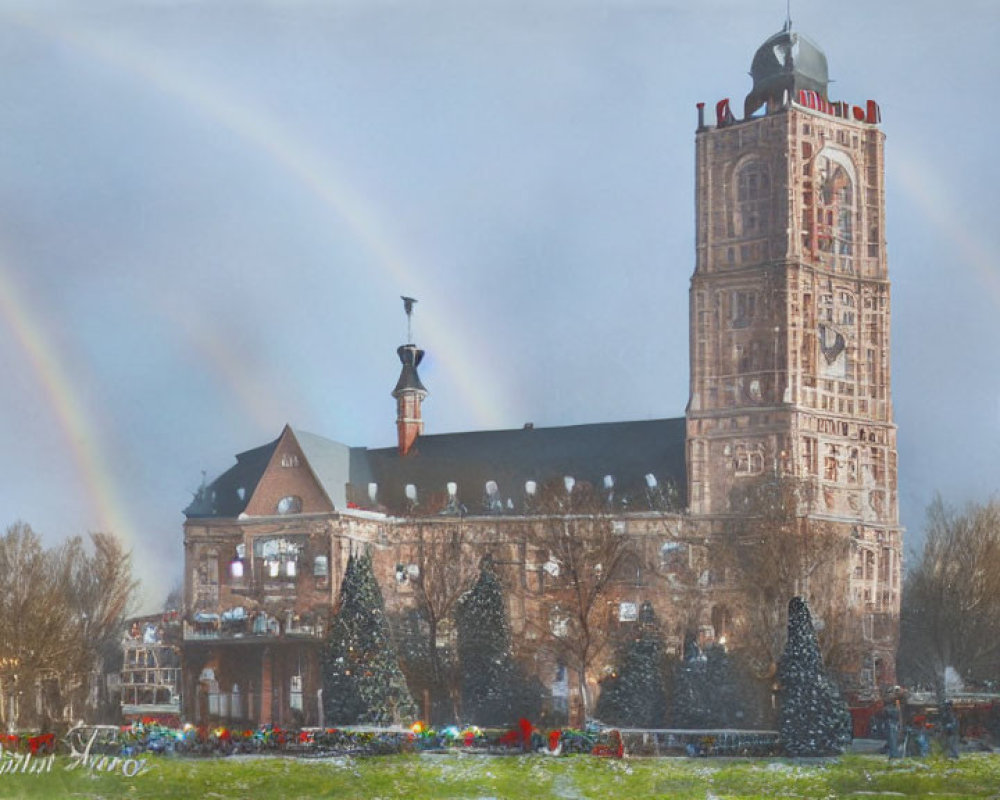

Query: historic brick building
[180,22,901,727]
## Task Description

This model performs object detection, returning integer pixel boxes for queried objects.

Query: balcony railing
[183,610,325,642]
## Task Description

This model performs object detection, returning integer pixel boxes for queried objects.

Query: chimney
[392,297,427,456]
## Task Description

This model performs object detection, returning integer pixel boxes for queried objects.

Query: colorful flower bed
[0,732,56,755]
[59,718,637,760]
[54,716,788,762]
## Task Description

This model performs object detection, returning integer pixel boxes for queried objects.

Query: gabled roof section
[184,426,354,519]
[241,426,337,517]
[290,428,352,509]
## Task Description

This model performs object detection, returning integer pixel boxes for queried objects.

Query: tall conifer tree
[322,550,417,725]
[674,643,748,727]
[596,602,668,727]
[455,555,518,725]
[778,596,851,755]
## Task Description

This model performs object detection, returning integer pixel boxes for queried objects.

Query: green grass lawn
[1,752,999,800]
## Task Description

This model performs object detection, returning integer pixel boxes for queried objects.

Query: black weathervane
[401,296,417,343]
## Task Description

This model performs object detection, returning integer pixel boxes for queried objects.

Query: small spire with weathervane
[392,296,427,456]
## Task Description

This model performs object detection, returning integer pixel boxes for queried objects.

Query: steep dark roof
[184,438,279,518]
[354,418,687,515]
[186,418,687,519]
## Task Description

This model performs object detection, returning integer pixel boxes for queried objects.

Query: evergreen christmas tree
[671,633,706,728]
[455,555,520,726]
[777,596,852,756]
[596,602,668,727]
[671,634,753,728]
[322,550,418,726]
[322,553,365,723]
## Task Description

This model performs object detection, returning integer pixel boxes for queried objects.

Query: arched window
[276,495,302,514]
[613,551,643,585]
[808,148,857,269]
[733,158,771,238]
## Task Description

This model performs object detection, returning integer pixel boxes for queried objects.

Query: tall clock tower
[685,22,901,684]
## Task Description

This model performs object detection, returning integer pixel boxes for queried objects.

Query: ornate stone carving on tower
[686,24,900,682]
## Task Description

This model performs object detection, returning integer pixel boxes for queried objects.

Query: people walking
[885,700,901,759]
[941,702,960,759]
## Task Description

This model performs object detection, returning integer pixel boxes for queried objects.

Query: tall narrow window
[734,159,770,238]
[810,149,856,268]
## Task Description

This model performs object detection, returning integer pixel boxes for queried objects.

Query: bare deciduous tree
[401,520,478,721]
[523,481,633,721]
[722,476,855,680]
[898,495,1000,694]
[0,523,139,728]
[65,532,140,672]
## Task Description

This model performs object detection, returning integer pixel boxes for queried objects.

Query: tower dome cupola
[744,22,828,118]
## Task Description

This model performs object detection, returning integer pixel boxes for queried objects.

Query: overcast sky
[0,0,997,611]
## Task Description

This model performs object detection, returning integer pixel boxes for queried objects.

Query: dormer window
[484,480,502,513]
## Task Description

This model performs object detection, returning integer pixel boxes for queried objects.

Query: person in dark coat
[885,700,901,759]
[941,702,960,759]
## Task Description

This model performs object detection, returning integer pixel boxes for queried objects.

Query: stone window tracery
[733,159,770,238]
[802,148,857,270]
